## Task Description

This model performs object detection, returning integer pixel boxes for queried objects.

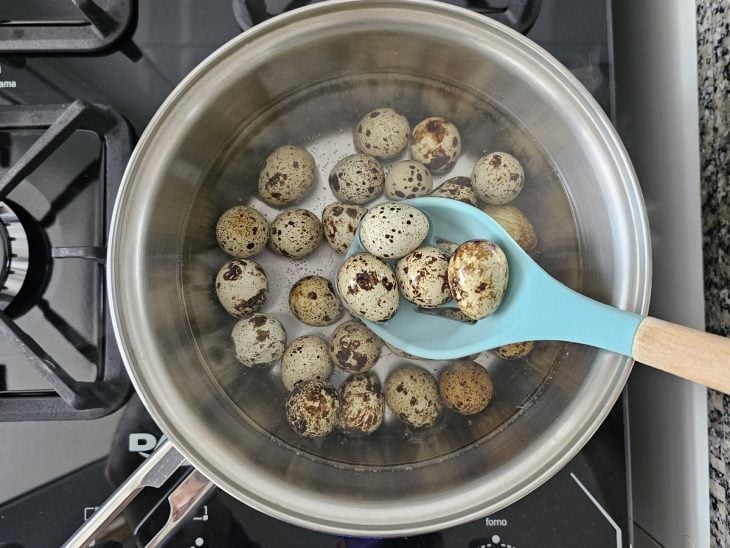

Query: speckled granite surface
[698,0,730,545]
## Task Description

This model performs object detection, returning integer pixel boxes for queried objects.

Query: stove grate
[0,0,136,53]
[232,0,542,34]
[0,100,132,420]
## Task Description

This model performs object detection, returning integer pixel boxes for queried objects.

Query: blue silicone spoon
[345,196,730,393]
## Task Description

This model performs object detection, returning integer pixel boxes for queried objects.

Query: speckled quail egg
[285,380,340,438]
[329,154,384,204]
[493,340,535,360]
[429,176,478,206]
[258,145,316,207]
[215,205,269,258]
[329,320,382,372]
[337,253,400,322]
[410,117,462,173]
[269,208,323,259]
[339,372,385,435]
[472,152,525,205]
[384,364,442,428]
[359,203,430,259]
[395,246,451,308]
[321,202,368,254]
[439,361,494,415]
[289,275,343,327]
[231,313,286,368]
[354,108,410,160]
[215,258,268,317]
[384,160,433,200]
[280,335,333,391]
[448,240,509,320]
[481,204,537,253]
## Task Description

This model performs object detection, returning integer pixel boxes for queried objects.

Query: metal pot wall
[95,0,649,539]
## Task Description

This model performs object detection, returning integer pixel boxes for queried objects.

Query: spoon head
[344,196,538,360]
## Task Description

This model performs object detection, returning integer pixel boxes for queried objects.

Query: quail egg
[359,203,429,259]
[285,380,340,438]
[321,202,368,254]
[481,204,538,253]
[410,117,461,173]
[289,275,343,327]
[448,240,509,320]
[472,152,524,205]
[384,364,442,428]
[354,108,410,160]
[395,246,451,308]
[329,320,382,372]
[339,372,385,435]
[493,340,535,360]
[337,253,400,322]
[231,313,286,368]
[258,145,316,207]
[215,205,268,258]
[281,335,334,391]
[269,208,323,259]
[439,361,494,415]
[428,176,478,206]
[384,160,433,200]
[329,154,384,204]
[215,258,268,317]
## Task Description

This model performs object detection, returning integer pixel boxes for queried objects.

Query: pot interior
[111,1,648,535]
[184,71,580,466]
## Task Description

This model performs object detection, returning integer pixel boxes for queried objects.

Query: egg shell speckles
[329,320,382,373]
[472,152,525,205]
[281,335,334,391]
[285,380,340,438]
[231,314,286,368]
[354,108,410,160]
[429,176,478,206]
[448,240,509,320]
[289,275,343,327]
[384,160,433,200]
[439,361,494,415]
[215,259,268,318]
[337,253,400,322]
[339,372,385,434]
[395,246,451,308]
[481,204,538,254]
[269,208,323,259]
[321,202,368,254]
[215,205,269,258]
[359,203,429,260]
[384,364,442,428]
[410,117,461,173]
[493,340,535,360]
[258,145,316,207]
[328,154,384,205]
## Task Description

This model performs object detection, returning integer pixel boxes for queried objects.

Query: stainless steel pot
[73,0,651,541]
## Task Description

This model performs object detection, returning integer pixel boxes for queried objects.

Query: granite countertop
[698,0,730,544]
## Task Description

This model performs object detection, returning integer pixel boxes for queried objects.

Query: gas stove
[0,1,708,547]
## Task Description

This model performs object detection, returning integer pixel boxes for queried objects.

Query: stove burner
[0,201,29,310]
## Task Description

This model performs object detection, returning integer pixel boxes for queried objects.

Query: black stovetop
[0,1,626,546]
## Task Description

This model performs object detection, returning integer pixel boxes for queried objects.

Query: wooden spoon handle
[632,316,730,393]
